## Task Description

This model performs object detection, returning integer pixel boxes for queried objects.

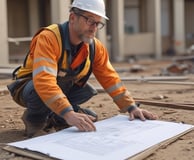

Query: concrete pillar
[51,0,70,24]
[0,0,9,65]
[154,0,162,59]
[29,0,39,36]
[173,0,185,54]
[111,0,124,62]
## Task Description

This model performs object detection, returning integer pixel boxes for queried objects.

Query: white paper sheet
[8,115,194,160]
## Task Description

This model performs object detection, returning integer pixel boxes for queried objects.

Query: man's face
[71,11,103,44]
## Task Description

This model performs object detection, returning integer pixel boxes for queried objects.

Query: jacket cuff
[59,106,74,117]
[127,103,140,113]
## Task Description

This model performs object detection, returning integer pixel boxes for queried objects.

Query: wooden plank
[134,99,194,110]
[120,76,189,81]
[3,145,57,160]
[95,87,194,110]
[146,81,194,85]
[173,55,194,61]
[89,75,189,81]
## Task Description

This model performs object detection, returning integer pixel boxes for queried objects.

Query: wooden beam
[173,55,194,62]
[120,76,189,81]
[95,87,194,110]
[90,75,189,81]
[146,81,194,85]
[134,98,194,110]
[3,146,56,160]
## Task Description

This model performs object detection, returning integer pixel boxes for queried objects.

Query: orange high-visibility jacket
[16,22,135,117]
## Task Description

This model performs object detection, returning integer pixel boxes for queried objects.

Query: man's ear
[69,13,76,24]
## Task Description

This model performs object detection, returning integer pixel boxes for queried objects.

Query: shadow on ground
[0,129,26,143]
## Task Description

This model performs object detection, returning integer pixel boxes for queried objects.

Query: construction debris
[161,55,194,75]
[151,95,168,100]
[161,63,191,75]
[186,45,194,54]
[129,64,146,73]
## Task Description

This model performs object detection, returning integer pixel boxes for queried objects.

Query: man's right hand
[63,111,96,132]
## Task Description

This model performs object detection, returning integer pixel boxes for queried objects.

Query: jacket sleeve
[92,39,136,112]
[32,30,73,116]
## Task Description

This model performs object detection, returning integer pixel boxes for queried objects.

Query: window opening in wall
[124,0,140,34]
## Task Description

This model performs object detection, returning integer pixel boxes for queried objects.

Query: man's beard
[79,31,94,44]
[82,37,93,44]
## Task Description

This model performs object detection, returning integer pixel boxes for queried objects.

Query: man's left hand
[128,107,158,121]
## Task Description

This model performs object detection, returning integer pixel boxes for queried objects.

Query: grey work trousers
[22,80,97,123]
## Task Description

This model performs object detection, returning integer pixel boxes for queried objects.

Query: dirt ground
[0,59,194,160]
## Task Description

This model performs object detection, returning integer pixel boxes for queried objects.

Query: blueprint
[8,115,194,160]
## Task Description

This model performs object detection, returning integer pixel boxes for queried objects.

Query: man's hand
[128,107,158,121]
[63,111,96,132]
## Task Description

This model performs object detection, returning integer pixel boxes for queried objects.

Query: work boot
[44,107,98,132]
[44,113,70,132]
[78,107,98,122]
[21,110,46,138]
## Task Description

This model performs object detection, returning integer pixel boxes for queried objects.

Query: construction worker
[8,0,157,138]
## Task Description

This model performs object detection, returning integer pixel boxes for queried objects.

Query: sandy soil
[0,59,194,160]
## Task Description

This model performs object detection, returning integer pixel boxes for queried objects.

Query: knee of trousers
[22,80,49,113]
[67,82,98,105]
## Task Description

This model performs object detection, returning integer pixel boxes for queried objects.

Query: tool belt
[7,77,31,107]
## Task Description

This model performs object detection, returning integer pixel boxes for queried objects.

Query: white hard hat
[71,0,109,20]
